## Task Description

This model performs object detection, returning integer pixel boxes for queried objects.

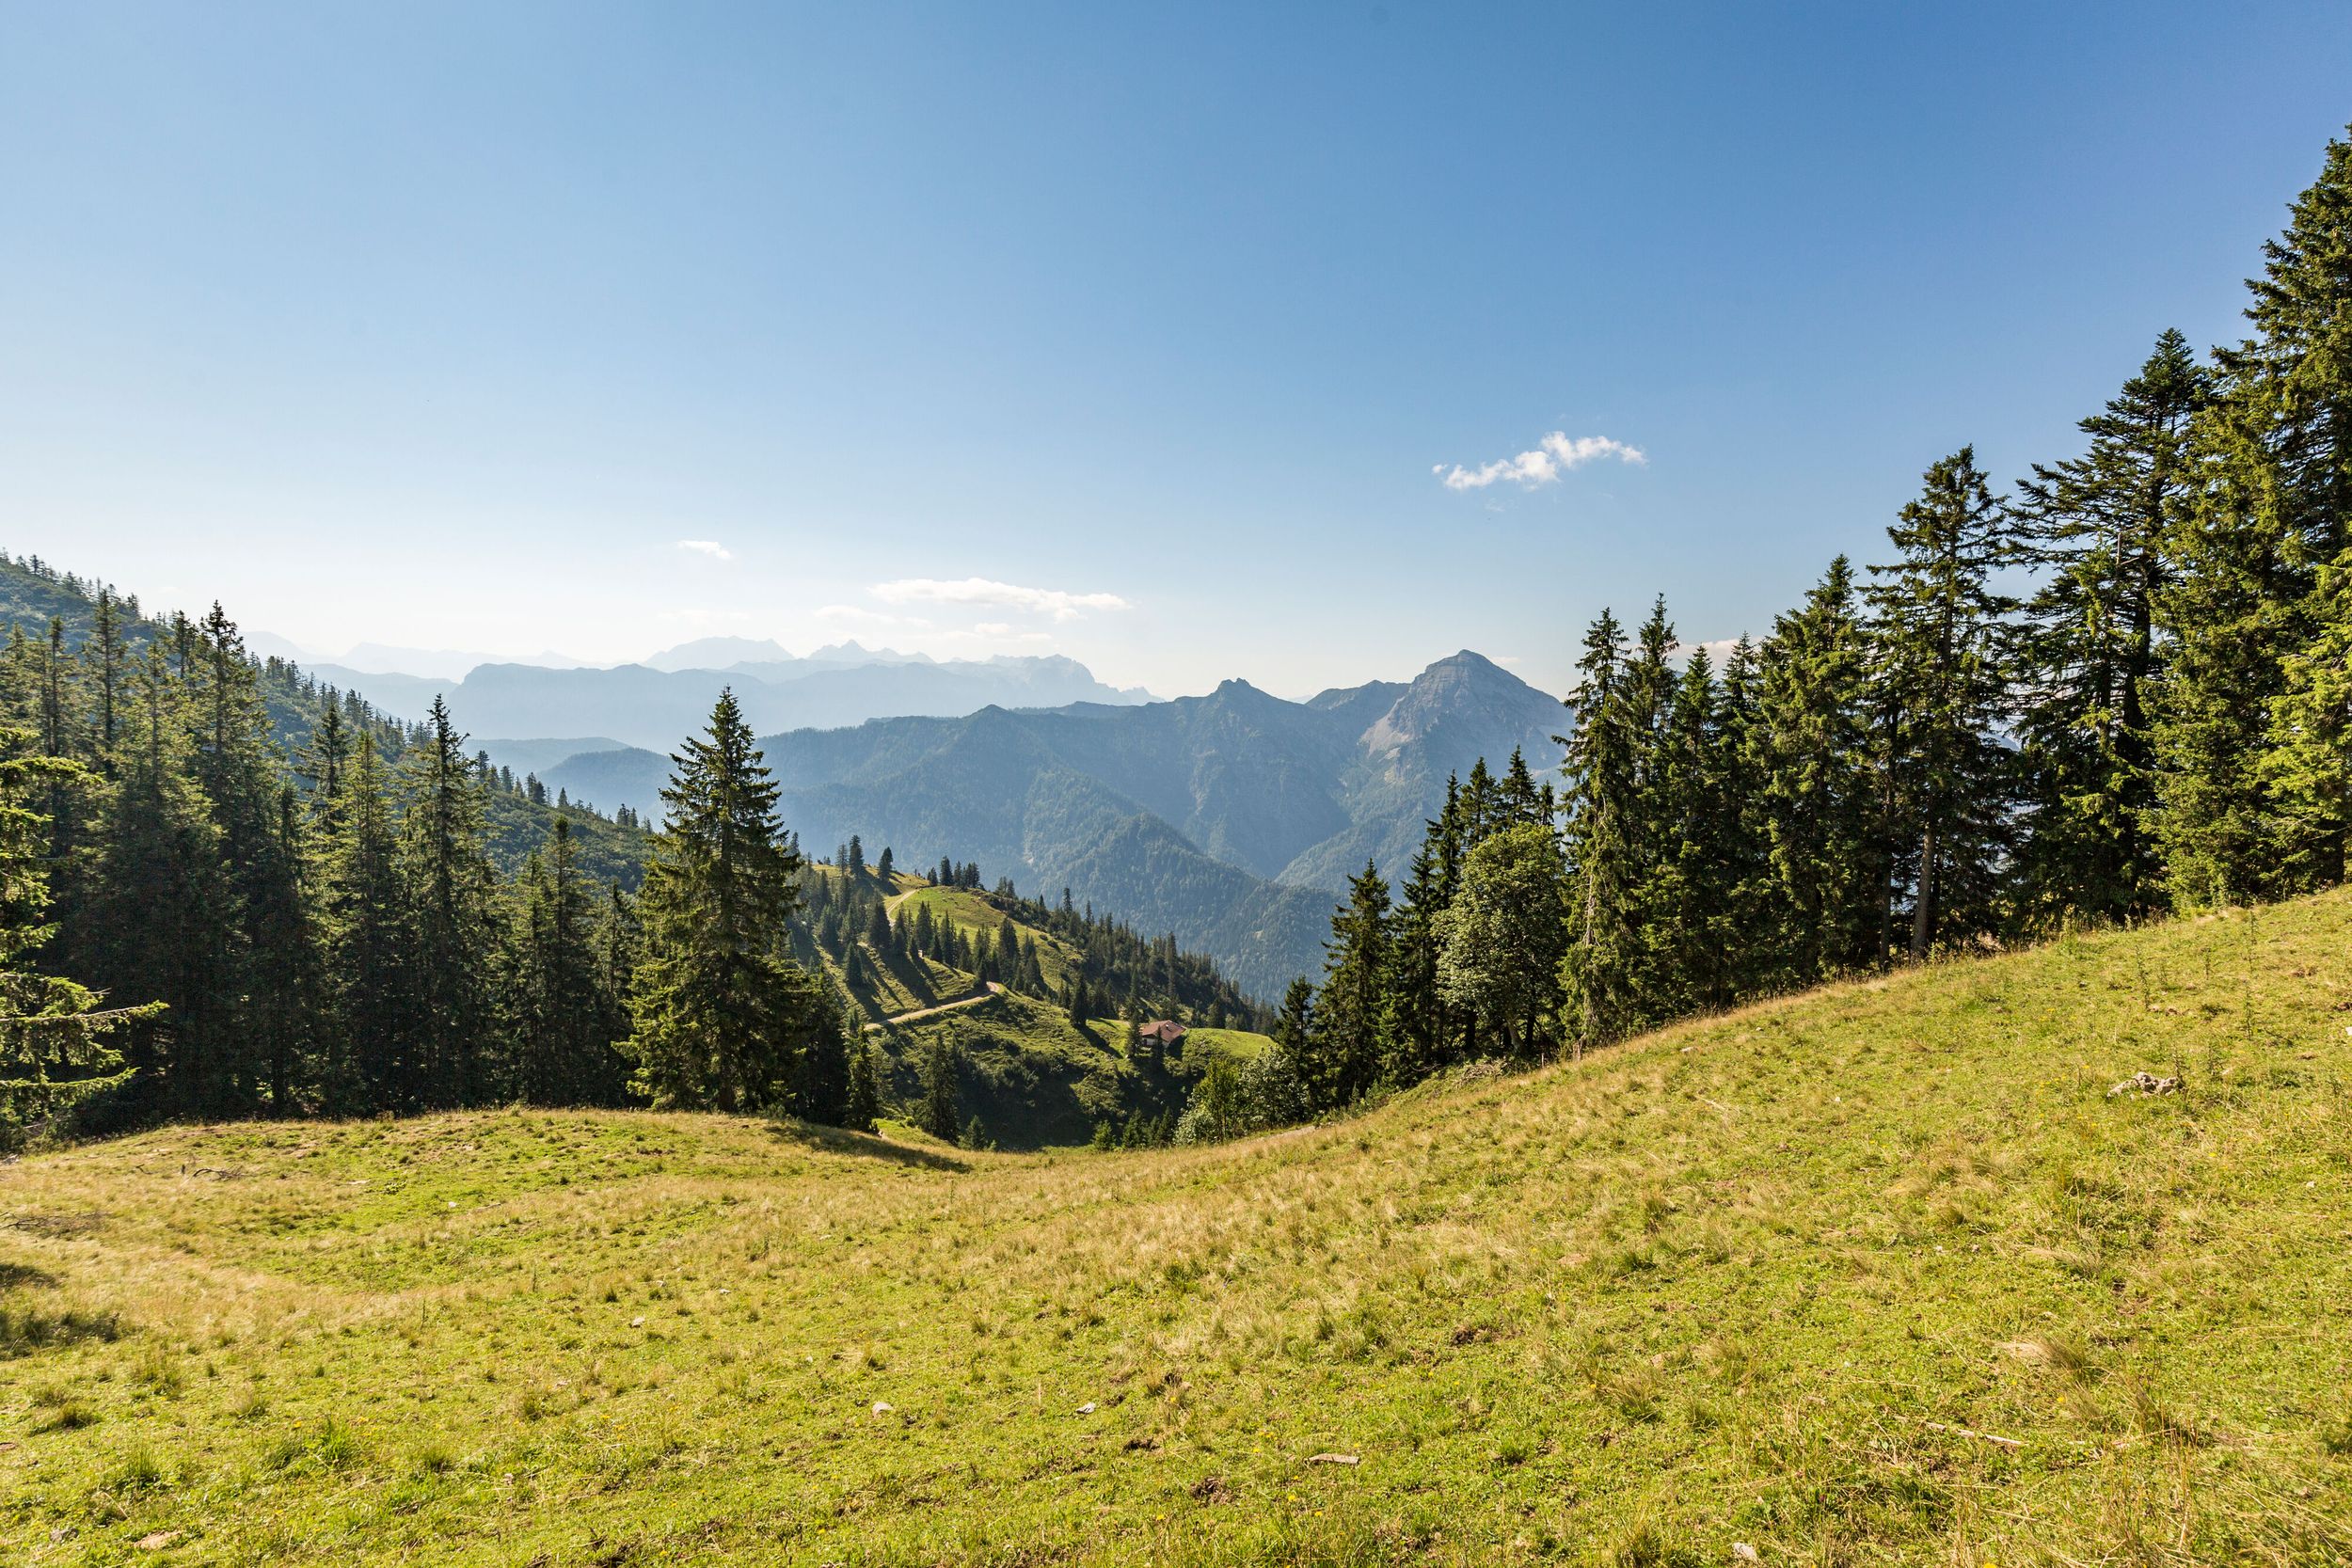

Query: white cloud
[1434,432,1645,491]
[1681,637,1745,667]
[869,577,1132,623]
[675,539,733,561]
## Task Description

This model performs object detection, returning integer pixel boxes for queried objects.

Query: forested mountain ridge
[0,553,666,1128]
[0,554,649,887]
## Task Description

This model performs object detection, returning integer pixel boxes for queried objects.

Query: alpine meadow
[6,10,2352,1567]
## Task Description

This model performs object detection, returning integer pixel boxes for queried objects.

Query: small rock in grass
[871,1401,893,1416]
[136,1532,183,1552]
[2106,1070,2181,1098]
[630,1315,646,1327]
[1306,1452,1359,1465]
[1076,1402,1097,1414]
[1732,1545,1758,1563]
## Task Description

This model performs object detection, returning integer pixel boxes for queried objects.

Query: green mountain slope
[800,863,1275,1145]
[871,988,1263,1149]
[7,894,2348,1563]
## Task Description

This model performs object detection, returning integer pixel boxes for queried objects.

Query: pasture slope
[5,894,2351,1565]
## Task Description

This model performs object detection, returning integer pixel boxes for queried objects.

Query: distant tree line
[1191,129,2352,1140]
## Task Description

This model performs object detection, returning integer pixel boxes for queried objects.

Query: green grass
[887,881,1085,994]
[5,895,2352,1563]
[1180,1026,1276,1065]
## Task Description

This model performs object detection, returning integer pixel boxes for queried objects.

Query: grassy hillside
[5,895,2351,1564]
[812,867,1277,1146]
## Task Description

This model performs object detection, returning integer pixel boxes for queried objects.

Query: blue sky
[4,3,2349,699]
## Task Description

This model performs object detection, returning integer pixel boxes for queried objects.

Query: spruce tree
[2265,549,2352,861]
[1246,978,1316,1128]
[1619,598,1680,1019]
[622,690,821,1114]
[321,732,416,1111]
[1310,861,1391,1109]
[401,697,501,1107]
[1752,558,1879,981]
[844,1036,882,1133]
[510,817,620,1105]
[0,740,155,1148]
[1867,448,2021,957]
[1380,829,1451,1085]
[1557,610,1643,1048]
[592,881,643,1070]
[1436,821,1568,1061]
[84,590,129,755]
[83,646,226,1116]
[1650,646,1738,1014]
[298,700,353,837]
[194,607,310,1115]
[1709,636,1774,994]
[2013,330,2210,922]
[789,982,851,1125]
[917,1037,960,1142]
[2157,131,2352,898]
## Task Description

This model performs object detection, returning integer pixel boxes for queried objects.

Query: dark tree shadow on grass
[763,1117,969,1173]
[2,1300,122,1358]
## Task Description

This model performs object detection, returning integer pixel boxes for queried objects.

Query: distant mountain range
[303,645,1155,752]
[533,651,1567,997]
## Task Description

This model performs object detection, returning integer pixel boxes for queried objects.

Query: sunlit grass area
[5,895,2350,1564]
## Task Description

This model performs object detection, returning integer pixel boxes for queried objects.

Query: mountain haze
[307,650,1152,752]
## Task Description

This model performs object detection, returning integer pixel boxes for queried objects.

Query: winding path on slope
[863,982,1006,1031]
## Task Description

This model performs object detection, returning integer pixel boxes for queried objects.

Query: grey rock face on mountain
[542,650,1565,997]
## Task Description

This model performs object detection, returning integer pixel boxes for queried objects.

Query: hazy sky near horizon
[5,3,2350,700]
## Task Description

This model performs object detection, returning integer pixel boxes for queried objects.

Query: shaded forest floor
[5,895,2352,1564]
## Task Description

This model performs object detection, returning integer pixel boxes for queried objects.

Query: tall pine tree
[623,690,823,1114]
[1867,448,2020,957]
[2014,331,2210,921]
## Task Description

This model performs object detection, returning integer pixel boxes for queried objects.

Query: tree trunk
[1911,821,1936,960]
